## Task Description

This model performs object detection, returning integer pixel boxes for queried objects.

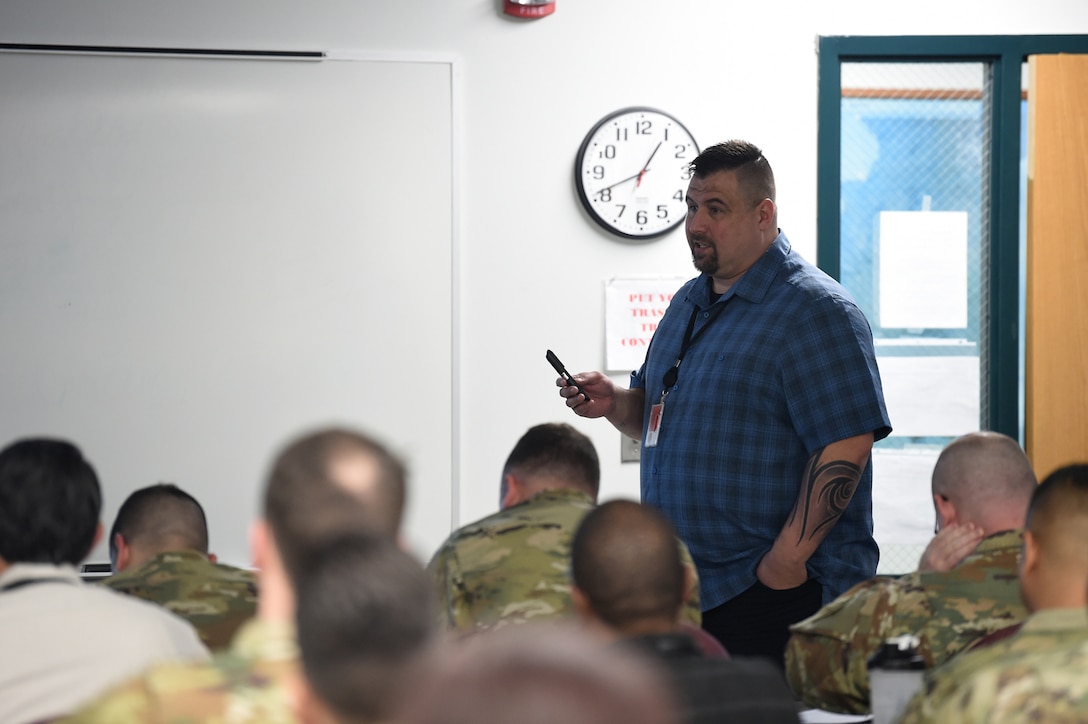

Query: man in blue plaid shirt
[558,140,891,669]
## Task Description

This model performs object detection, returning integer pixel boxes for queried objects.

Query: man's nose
[687,207,706,234]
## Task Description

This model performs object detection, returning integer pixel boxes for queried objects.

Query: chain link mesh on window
[839,62,989,576]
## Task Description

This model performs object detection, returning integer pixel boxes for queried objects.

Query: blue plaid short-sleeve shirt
[631,232,891,609]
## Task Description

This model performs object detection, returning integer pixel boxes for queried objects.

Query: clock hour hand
[594,171,643,196]
[636,142,662,188]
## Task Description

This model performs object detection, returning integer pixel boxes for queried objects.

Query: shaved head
[931,432,1037,532]
[1026,464,1088,572]
[571,500,684,631]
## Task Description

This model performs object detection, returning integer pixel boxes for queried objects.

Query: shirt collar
[231,617,299,661]
[0,562,82,588]
[686,231,791,308]
[974,529,1025,554]
[1019,607,1088,634]
[523,488,595,506]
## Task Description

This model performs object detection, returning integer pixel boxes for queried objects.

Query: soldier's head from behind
[260,426,408,584]
[0,438,101,568]
[571,499,686,636]
[1018,463,1088,613]
[930,431,1037,534]
[397,622,679,724]
[109,483,210,573]
[499,423,600,509]
[294,532,435,724]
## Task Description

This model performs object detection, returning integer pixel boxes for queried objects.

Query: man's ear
[500,473,524,509]
[1020,530,1039,576]
[570,584,594,620]
[934,493,958,529]
[678,563,696,620]
[756,197,776,229]
[249,520,269,571]
[111,531,131,573]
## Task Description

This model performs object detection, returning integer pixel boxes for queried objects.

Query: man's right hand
[557,373,645,441]
[917,522,985,573]
[557,370,615,419]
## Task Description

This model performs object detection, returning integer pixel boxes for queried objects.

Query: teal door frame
[817,34,1088,439]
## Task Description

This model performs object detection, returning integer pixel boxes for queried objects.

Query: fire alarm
[503,0,555,18]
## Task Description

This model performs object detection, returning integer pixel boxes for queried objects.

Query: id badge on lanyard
[645,304,705,449]
[645,393,666,448]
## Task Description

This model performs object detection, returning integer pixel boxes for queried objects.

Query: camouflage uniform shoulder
[899,608,1088,723]
[63,619,298,724]
[428,489,595,635]
[101,550,259,650]
[915,529,1027,667]
[784,573,929,714]
[981,633,1088,723]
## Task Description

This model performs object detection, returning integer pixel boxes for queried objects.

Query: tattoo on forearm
[789,448,862,544]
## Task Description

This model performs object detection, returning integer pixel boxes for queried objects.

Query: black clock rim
[573,106,699,241]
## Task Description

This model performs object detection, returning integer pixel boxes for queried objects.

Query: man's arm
[757,432,874,589]
[558,371,646,440]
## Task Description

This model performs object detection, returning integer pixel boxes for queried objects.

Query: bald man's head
[264,427,408,583]
[931,432,1037,533]
[571,500,684,633]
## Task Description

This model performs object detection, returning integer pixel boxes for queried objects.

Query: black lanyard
[661,299,725,394]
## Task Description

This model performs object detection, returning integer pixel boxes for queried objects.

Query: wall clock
[575,107,699,240]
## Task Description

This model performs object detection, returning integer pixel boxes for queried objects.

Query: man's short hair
[108,483,209,566]
[501,423,600,497]
[1025,463,1088,565]
[688,140,776,206]
[263,427,407,582]
[296,532,434,724]
[931,431,1037,521]
[571,499,684,630]
[399,623,679,724]
[0,438,101,565]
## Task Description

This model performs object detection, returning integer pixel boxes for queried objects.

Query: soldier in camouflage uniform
[429,423,701,635]
[103,483,258,650]
[899,463,1088,723]
[784,432,1036,714]
[65,427,409,723]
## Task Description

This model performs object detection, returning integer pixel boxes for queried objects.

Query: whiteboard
[0,48,456,565]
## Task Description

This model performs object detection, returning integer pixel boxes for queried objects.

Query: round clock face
[575,107,699,240]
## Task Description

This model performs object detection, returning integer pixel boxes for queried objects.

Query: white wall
[2,0,1087,566]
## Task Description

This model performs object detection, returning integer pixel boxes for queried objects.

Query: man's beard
[691,242,717,275]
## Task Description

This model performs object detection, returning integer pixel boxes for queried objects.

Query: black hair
[501,423,600,498]
[689,140,776,207]
[108,483,209,566]
[0,438,101,565]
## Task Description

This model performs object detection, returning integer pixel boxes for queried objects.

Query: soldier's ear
[250,520,269,571]
[933,493,958,529]
[500,473,524,509]
[1020,530,1039,576]
[570,584,594,620]
[112,531,131,573]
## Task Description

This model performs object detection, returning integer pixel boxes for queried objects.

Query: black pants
[701,579,822,670]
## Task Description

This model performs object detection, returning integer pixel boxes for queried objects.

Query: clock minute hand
[636,142,662,188]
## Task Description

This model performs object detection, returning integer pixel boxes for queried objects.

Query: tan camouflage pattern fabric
[62,618,299,724]
[429,488,701,634]
[101,549,258,650]
[784,529,1028,714]
[899,607,1088,723]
